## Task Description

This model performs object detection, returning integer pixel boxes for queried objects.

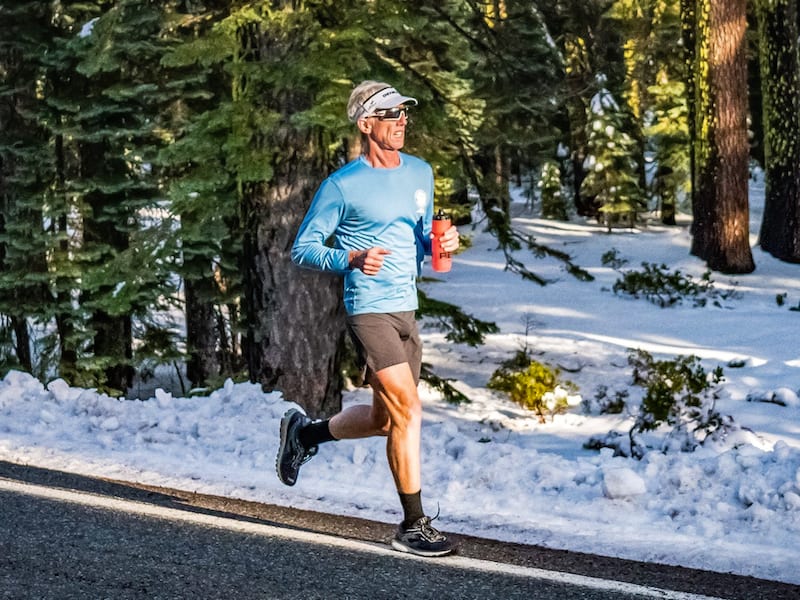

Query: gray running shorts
[345,311,422,385]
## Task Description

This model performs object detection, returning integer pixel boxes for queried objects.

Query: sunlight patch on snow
[515,305,594,320]
[514,218,600,237]
[449,257,508,270]
[539,329,768,365]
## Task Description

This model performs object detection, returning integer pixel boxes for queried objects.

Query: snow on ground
[2,179,800,585]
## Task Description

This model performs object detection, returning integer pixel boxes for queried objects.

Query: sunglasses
[369,107,409,121]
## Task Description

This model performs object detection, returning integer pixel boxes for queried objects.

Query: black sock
[299,419,336,448]
[399,491,424,529]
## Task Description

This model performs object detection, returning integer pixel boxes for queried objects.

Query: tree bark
[755,0,800,262]
[236,8,347,419]
[690,0,754,274]
[184,275,220,389]
[242,174,346,419]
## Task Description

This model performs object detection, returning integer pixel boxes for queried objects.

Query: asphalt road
[1,462,798,600]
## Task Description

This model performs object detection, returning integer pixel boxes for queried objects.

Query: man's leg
[327,396,391,439]
[360,362,454,556]
[326,362,422,495]
[358,362,421,495]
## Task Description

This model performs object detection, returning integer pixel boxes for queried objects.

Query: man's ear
[356,118,371,134]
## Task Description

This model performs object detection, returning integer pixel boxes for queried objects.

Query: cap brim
[359,87,417,120]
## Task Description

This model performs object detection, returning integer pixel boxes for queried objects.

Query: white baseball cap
[347,80,418,122]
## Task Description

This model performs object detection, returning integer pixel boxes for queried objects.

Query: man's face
[363,105,409,151]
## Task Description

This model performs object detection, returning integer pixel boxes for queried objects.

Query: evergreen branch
[420,362,470,405]
[422,3,497,58]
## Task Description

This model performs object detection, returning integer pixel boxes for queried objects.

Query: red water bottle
[431,209,452,273]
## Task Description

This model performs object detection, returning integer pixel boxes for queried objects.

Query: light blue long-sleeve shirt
[291,153,434,315]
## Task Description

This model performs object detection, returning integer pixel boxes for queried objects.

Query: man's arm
[291,179,351,273]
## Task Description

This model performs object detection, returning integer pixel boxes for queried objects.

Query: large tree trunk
[236,8,347,419]
[184,275,220,388]
[690,0,754,274]
[755,0,800,263]
[91,308,134,392]
[242,173,346,419]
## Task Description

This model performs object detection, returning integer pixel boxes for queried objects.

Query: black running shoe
[391,516,456,557]
[276,409,318,486]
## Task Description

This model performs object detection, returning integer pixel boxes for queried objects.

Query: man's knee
[388,395,421,432]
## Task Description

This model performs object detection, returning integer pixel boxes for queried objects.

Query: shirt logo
[414,189,428,215]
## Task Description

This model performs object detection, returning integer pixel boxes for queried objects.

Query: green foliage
[580,88,645,227]
[627,349,731,455]
[600,247,629,270]
[488,350,579,422]
[645,73,691,218]
[628,350,723,429]
[586,349,733,458]
[0,1,57,357]
[607,0,690,221]
[0,0,759,403]
[584,349,736,458]
[133,320,187,395]
[608,258,739,308]
[588,384,628,414]
[538,160,569,220]
[421,363,470,405]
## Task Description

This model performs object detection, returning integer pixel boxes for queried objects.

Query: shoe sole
[390,538,456,557]
[275,410,299,486]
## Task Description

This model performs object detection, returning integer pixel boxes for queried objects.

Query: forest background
[1,0,799,418]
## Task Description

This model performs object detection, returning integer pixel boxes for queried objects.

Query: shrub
[585,384,628,414]
[609,260,738,308]
[488,351,580,422]
[600,248,628,270]
[585,349,735,458]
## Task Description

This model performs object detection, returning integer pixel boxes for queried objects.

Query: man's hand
[433,225,460,253]
[349,247,391,275]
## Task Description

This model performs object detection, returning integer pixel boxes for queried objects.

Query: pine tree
[43,0,180,392]
[158,1,243,390]
[0,1,55,375]
[405,1,589,284]
[538,160,569,220]
[580,88,643,229]
[608,0,690,225]
[754,0,800,263]
[537,0,620,218]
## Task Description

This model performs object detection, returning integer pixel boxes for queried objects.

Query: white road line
[1,478,723,600]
